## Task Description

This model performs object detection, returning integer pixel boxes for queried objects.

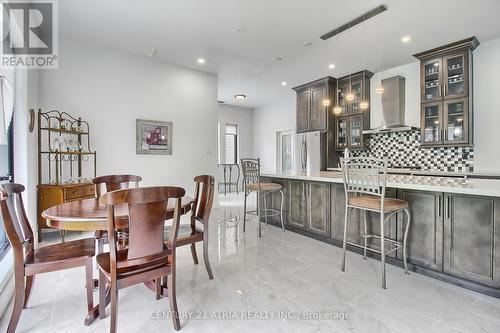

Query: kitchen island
[260,171,500,297]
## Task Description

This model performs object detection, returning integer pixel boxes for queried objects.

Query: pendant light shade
[345,93,355,102]
[333,106,342,115]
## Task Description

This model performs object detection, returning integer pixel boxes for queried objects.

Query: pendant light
[375,45,384,95]
[333,34,343,115]
[375,14,384,95]
[321,40,331,107]
[360,22,369,110]
[345,57,355,102]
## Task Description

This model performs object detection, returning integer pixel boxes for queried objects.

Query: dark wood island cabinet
[260,174,500,298]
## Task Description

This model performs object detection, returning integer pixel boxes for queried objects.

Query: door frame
[276,128,296,172]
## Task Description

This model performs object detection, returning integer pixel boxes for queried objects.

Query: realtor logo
[1,0,58,68]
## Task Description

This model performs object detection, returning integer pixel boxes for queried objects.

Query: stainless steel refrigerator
[293,131,324,173]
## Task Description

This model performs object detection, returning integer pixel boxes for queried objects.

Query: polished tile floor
[2,192,500,332]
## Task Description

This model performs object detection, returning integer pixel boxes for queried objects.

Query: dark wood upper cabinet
[293,77,336,133]
[296,90,311,133]
[334,70,372,151]
[414,37,479,147]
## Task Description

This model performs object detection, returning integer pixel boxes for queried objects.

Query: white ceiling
[60,0,500,108]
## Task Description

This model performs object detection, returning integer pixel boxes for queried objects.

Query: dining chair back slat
[92,175,142,197]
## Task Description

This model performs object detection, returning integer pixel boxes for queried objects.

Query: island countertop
[261,170,500,197]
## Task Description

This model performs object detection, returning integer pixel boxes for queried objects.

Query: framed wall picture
[136,119,173,155]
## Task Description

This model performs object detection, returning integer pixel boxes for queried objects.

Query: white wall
[473,38,500,172]
[217,104,254,163]
[38,39,218,193]
[253,92,295,172]
[254,38,500,173]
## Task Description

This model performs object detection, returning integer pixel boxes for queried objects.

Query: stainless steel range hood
[363,76,419,134]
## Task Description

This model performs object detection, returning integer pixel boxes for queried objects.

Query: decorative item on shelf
[51,137,60,151]
[71,122,79,132]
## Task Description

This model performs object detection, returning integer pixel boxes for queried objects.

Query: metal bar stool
[241,158,285,238]
[340,150,411,289]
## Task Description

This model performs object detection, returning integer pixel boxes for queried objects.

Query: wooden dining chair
[165,175,215,279]
[97,186,185,332]
[0,184,95,333]
[92,175,142,253]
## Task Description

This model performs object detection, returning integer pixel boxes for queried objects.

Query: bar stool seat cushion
[349,196,409,212]
[246,182,282,191]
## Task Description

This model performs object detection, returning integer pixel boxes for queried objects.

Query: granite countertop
[261,170,500,197]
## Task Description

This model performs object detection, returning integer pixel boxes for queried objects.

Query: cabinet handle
[439,85,442,97]
[438,196,442,218]
[443,84,447,96]
[445,196,451,219]
[448,196,451,219]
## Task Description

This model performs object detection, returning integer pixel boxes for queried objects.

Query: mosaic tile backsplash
[350,130,474,172]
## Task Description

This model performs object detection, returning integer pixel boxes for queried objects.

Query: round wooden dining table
[42,196,193,231]
[41,196,193,326]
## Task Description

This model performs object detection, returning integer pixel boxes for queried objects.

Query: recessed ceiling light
[234,94,246,100]
[304,41,313,47]
[328,63,335,70]
[236,27,246,33]
[401,36,411,43]
[275,56,284,61]
[281,81,287,86]
[197,57,206,65]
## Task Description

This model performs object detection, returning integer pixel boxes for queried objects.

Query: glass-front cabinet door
[337,83,347,114]
[421,102,442,144]
[336,117,348,149]
[348,115,363,148]
[444,52,468,99]
[350,81,361,114]
[444,98,468,144]
[422,58,442,103]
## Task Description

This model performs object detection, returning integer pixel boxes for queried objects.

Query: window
[276,129,295,172]
[0,115,13,258]
[224,124,238,164]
